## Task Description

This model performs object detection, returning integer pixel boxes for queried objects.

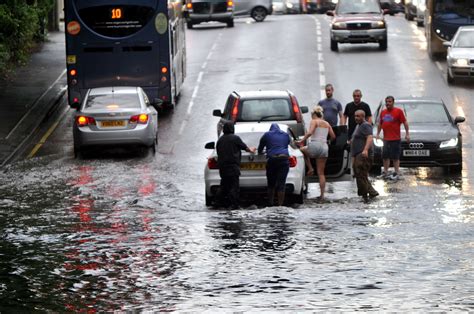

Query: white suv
[234,0,273,22]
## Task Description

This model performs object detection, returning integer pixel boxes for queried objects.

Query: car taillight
[186,2,192,9]
[289,156,297,168]
[290,95,302,123]
[208,157,219,169]
[76,116,96,127]
[227,0,233,6]
[130,114,149,124]
[231,98,240,122]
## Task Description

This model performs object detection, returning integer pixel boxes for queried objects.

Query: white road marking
[311,15,326,99]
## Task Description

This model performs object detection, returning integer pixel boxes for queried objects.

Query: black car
[372,97,465,174]
[380,0,404,15]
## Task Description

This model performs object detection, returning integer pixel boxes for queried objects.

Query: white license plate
[403,149,430,157]
[351,30,368,35]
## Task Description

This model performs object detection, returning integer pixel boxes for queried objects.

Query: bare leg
[300,146,314,175]
[316,158,327,199]
[383,159,390,174]
[393,159,400,174]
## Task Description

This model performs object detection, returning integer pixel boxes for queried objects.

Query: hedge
[0,0,55,77]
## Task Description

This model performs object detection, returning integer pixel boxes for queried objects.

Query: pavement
[0,31,67,167]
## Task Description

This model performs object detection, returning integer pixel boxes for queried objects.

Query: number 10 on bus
[111,8,122,19]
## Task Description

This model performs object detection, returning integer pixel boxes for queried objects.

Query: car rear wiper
[258,115,286,122]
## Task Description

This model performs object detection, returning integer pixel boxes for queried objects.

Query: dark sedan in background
[372,97,465,174]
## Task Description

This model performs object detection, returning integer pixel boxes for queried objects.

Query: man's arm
[403,120,410,142]
[362,135,373,157]
[339,111,346,126]
[258,135,266,154]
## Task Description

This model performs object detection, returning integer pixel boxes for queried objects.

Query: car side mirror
[300,106,309,114]
[454,116,465,124]
[213,109,223,117]
[326,10,334,16]
[443,41,452,48]
[205,142,215,149]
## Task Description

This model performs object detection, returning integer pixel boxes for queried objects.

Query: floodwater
[0,155,473,311]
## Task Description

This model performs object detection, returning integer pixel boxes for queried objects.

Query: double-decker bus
[425,0,474,58]
[64,0,186,109]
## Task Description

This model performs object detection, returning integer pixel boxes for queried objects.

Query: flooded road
[1,155,473,311]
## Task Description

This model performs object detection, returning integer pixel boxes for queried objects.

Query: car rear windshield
[239,99,293,122]
[402,103,450,123]
[84,93,141,110]
[336,0,381,14]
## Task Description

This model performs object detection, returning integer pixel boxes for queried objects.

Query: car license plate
[101,120,125,127]
[351,30,367,35]
[403,149,430,157]
[241,162,266,170]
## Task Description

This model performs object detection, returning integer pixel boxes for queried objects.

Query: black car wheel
[330,39,338,51]
[379,38,388,50]
[205,191,214,206]
[447,71,455,84]
[293,185,304,204]
[251,7,267,22]
[187,21,194,29]
[227,19,234,27]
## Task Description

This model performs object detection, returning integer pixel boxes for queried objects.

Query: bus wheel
[187,22,193,29]
[227,19,234,27]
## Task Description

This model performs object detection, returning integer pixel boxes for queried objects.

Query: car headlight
[373,138,384,147]
[371,21,385,28]
[332,22,347,29]
[440,138,458,148]
[452,58,469,67]
[286,2,293,8]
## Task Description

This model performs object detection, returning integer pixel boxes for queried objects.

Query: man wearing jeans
[351,110,378,202]
[376,96,410,180]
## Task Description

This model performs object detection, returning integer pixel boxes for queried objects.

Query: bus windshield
[434,0,474,19]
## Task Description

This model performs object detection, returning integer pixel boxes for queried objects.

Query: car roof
[234,122,289,133]
[380,96,444,105]
[88,86,139,95]
[236,90,291,99]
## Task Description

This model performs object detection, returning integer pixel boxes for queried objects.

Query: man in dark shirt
[258,123,291,206]
[343,89,372,140]
[350,110,378,202]
[216,122,256,208]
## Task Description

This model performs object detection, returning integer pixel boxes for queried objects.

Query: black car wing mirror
[300,106,309,114]
[326,10,334,16]
[454,116,465,124]
[205,142,215,149]
[213,109,223,117]
[443,41,452,48]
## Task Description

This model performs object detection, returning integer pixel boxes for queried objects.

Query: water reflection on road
[0,156,473,311]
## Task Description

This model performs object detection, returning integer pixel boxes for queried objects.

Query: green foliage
[0,0,55,77]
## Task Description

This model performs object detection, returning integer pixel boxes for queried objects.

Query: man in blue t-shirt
[318,84,344,126]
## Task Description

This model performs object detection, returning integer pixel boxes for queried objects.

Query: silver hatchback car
[444,26,474,84]
[234,0,273,22]
[73,86,159,157]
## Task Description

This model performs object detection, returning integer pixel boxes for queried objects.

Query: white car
[444,26,474,84]
[204,123,306,206]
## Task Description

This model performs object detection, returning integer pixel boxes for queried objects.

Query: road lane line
[27,105,70,159]
[196,71,203,83]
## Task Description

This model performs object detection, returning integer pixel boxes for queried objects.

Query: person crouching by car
[216,121,256,209]
[258,123,291,206]
[351,110,378,202]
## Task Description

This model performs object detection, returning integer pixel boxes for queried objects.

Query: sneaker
[377,172,390,180]
[388,173,399,181]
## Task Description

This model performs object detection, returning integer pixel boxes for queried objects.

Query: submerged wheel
[379,38,387,50]
[205,191,214,206]
[227,19,234,27]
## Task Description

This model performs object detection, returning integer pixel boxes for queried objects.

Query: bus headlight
[440,138,458,148]
[332,22,347,29]
[374,138,384,147]
[453,58,469,67]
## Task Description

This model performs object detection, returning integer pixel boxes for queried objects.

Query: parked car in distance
[372,97,465,174]
[272,0,287,14]
[183,0,234,29]
[204,123,306,205]
[380,0,404,16]
[327,0,388,51]
[72,87,159,157]
[405,0,425,26]
[234,0,272,22]
[305,0,336,14]
[444,26,474,84]
[212,90,308,138]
